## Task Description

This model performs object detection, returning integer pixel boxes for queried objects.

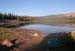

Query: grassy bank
[0,28,15,40]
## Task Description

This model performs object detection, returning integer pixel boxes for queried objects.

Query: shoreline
[0,28,75,51]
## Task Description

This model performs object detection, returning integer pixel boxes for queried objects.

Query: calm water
[21,24,75,34]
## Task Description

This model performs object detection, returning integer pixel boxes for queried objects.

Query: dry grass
[0,28,15,40]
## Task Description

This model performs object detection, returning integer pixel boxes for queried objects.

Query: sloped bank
[0,28,75,51]
[0,28,46,51]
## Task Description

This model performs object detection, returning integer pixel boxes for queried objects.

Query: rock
[40,32,72,49]
[33,33,39,37]
[1,39,13,47]
[71,31,75,40]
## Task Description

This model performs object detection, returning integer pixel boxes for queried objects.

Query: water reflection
[21,24,75,34]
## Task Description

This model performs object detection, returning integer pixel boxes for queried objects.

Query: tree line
[0,13,33,21]
[0,13,17,20]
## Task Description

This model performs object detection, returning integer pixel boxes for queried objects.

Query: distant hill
[64,13,75,17]
[32,13,75,25]
[39,12,75,17]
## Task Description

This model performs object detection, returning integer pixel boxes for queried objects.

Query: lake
[21,24,75,34]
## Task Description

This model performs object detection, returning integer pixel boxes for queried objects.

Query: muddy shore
[0,28,75,51]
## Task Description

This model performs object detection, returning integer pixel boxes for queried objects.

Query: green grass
[0,28,15,40]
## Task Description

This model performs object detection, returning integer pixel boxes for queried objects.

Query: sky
[0,0,75,16]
